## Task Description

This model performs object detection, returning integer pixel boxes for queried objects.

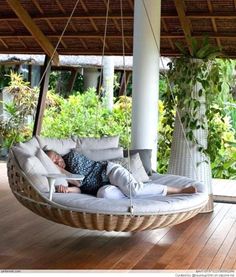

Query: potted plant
[165,37,223,212]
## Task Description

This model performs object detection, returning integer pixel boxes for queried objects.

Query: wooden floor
[212,178,236,203]
[0,162,236,270]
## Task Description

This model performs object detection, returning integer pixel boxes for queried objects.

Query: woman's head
[45,150,66,169]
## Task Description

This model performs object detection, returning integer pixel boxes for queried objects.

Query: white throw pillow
[11,145,36,171]
[111,153,149,183]
[82,147,123,161]
[129,153,150,183]
[13,137,40,157]
[36,136,76,156]
[36,148,68,187]
[22,156,49,192]
[75,136,119,150]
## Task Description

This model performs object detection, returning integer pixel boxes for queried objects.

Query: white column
[131,0,161,170]
[102,56,114,111]
[83,68,100,91]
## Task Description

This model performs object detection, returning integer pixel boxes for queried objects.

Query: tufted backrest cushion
[75,136,119,151]
[80,147,124,161]
[36,136,76,156]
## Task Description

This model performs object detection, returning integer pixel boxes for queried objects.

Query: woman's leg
[107,162,196,198]
[167,186,197,194]
[107,162,167,197]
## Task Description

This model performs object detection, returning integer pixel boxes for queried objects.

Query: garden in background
[0,58,236,179]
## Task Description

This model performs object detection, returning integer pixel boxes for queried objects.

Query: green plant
[158,51,236,179]
[41,90,132,148]
[0,71,38,148]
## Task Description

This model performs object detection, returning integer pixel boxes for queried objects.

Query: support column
[131,0,161,170]
[102,56,114,110]
[83,68,100,91]
[33,55,51,136]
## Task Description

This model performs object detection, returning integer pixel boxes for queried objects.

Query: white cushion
[76,136,119,150]
[22,156,49,192]
[12,147,31,170]
[111,153,149,183]
[81,147,123,161]
[36,136,76,156]
[36,148,68,187]
[129,153,149,183]
[13,137,40,156]
[44,190,208,215]
[150,173,206,193]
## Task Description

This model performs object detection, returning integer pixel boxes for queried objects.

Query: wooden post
[33,55,51,136]
[67,68,79,95]
[119,71,131,96]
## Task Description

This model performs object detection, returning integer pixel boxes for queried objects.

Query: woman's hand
[55,185,81,193]
[56,185,69,193]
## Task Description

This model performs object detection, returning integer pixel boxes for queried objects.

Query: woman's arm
[56,166,81,187]
[56,185,81,193]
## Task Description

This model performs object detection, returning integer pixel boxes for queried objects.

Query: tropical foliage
[0,70,236,179]
[0,71,38,148]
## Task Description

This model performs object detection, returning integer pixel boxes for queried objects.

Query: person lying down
[46,150,197,199]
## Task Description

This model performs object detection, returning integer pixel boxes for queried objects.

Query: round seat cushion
[43,173,208,215]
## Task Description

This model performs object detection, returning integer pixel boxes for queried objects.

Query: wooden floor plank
[208,220,236,269]
[163,204,233,269]
[132,208,218,270]
[188,205,236,269]
[220,234,236,269]
[146,204,222,270]
[110,227,175,270]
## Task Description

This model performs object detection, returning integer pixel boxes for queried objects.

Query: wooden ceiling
[2,0,236,62]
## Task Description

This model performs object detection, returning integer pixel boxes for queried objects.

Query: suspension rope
[120,0,134,215]
[94,0,110,136]
[142,0,199,179]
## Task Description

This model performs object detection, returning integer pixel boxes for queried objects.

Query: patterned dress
[63,150,108,196]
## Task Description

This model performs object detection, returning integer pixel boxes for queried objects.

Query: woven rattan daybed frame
[7,150,207,232]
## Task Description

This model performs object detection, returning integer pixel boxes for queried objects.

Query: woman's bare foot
[181,186,197,194]
[167,185,197,195]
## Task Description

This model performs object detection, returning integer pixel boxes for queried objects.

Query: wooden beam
[161,18,175,50]
[3,11,236,21]
[174,0,193,55]
[6,0,59,65]
[207,0,221,49]
[0,32,133,39]
[31,0,44,14]
[33,55,51,136]
[186,12,236,19]
[127,0,134,10]
[0,12,134,21]
[55,0,66,14]
[0,49,134,55]
[0,38,8,48]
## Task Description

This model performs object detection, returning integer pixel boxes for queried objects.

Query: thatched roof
[1,1,236,58]
[0,54,170,71]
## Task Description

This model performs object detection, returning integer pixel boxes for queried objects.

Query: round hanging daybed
[7,137,208,232]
